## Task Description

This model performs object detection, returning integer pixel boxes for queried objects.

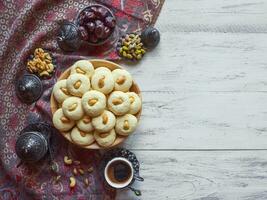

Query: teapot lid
[141,27,160,49]
[57,20,81,52]
[15,74,43,104]
[15,131,48,163]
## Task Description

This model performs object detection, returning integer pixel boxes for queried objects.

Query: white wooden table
[117,0,267,199]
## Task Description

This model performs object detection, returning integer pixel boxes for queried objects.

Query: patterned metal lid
[15,131,48,163]
[141,27,160,49]
[57,20,81,52]
[15,74,43,104]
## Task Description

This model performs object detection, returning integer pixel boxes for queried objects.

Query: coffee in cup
[104,157,133,189]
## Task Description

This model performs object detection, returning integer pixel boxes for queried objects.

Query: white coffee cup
[104,157,134,189]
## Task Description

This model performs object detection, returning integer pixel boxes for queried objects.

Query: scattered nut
[73,160,81,165]
[116,76,126,85]
[102,113,108,124]
[73,168,78,175]
[123,120,130,130]
[64,156,73,165]
[60,116,70,123]
[84,178,90,187]
[68,103,77,111]
[69,177,76,188]
[78,168,85,175]
[88,99,98,106]
[112,98,123,105]
[88,167,94,173]
[98,76,105,88]
[74,80,81,89]
[76,67,86,74]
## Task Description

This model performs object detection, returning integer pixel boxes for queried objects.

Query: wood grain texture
[116,0,267,149]
[117,151,267,200]
[117,0,267,199]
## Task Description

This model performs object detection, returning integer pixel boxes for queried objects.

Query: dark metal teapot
[15,74,43,104]
[15,131,48,163]
[15,123,54,165]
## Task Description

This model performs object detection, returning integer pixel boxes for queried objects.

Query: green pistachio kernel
[122,46,128,51]
[127,54,133,59]
[137,54,142,60]
[123,51,127,57]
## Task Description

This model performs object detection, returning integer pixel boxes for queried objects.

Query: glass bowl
[76,3,117,46]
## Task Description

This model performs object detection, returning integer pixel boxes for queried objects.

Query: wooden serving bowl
[50,59,142,149]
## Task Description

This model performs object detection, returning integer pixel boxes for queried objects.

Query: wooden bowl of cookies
[50,59,142,149]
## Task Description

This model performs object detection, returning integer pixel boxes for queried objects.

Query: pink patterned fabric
[0,0,164,199]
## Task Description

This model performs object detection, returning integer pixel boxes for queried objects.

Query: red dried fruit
[98,7,108,18]
[84,11,96,21]
[95,24,105,39]
[86,22,95,33]
[102,26,111,39]
[105,16,115,28]
[79,26,89,41]
[90,6,98,13]
[95,20,103,27]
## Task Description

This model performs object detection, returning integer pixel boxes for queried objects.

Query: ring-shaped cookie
[127,92,142,115]
[94,129,116,147]
[52,80,71,104]
[70,60,95,79]
[115,114,138,136]
[91,67,114,94]
[81,90,106,117]
[70,127,95,146]
[77,115,94,132]
[108,91,130,116]
[62,97,84,121]
[52,108,75,132]
[112,69,133,92]
[66,74,90,97]
[92,110,116,133]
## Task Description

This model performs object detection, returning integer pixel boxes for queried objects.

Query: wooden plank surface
[117,0,267,199]
[117,151,267,200]
[120,2,267,149]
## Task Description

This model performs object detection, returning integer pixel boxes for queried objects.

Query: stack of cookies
[52,60,142,148]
